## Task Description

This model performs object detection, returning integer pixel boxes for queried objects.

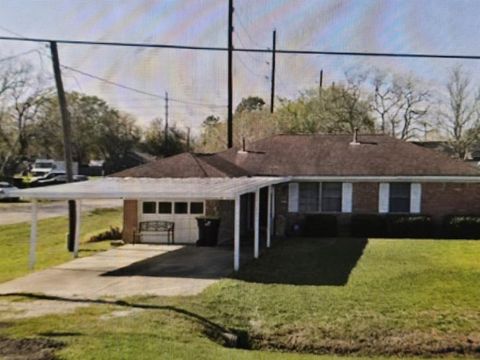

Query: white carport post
[266,186,272,248]
[73,200,81,258]
[234,194,241,271]
[254,188,260,259]
[29,199,38,270]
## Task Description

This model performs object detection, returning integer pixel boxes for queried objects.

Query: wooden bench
[133,221,175,244]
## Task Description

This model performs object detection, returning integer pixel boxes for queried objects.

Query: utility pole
[319,69,323,94]
[227,0,234,148]
[270,29,276,114]
[50,41,76,252]
[164,91,169,152]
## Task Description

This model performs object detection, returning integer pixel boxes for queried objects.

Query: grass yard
[0,208,122,283]
[0,237,479,359]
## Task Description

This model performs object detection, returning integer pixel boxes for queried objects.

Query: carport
[12,176,289,272]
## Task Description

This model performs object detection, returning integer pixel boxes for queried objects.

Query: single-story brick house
[15,133,480,271]
[113,133,480,241]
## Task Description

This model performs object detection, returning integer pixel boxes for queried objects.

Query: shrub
[386,215,433,238]
[303,214,337,237]
[443,216,480,239]
[351,214,432,238]
[88,226,123,242]
[351,214,387,237]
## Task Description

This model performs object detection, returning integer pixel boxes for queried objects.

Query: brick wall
[205,200,234,244]
[352,182,378,213]
[123,200,138,243]
[422,182,480,223]
[273,181,480,236]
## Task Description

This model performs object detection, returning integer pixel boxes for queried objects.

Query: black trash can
[196,217,221,246]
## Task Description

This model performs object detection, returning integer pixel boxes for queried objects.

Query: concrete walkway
[0,244,237,299]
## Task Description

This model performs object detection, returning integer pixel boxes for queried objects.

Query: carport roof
[12,176,289,200]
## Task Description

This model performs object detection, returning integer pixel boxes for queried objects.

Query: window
[190,202,204,214]
[389,183,411,213]
[158,202,172,214]
[321,182,342,212]
[142,201,156,214]
[299,182,319,212]
[174,202,188,214]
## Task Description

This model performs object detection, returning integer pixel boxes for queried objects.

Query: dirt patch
[0,300,89,320]
[99,308,143,320]
[0,336,64,360]
[252,329,480,357]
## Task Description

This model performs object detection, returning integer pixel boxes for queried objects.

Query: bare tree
[371,71,429,140]
[439,66,480,159]
[396,77,430,140]
[0,61,50,176]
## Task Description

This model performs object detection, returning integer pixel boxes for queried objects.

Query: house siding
[123,200,138,243]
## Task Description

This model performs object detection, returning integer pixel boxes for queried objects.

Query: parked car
[32,171,89,187]
[0,182,20,201]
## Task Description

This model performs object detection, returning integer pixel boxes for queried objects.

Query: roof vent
[350,128,360,146]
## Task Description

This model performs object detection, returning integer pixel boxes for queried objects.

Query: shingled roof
[112,134,480,178]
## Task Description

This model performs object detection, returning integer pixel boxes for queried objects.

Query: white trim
[288,182,299,212]
[292,176,480,183]
[234,195,241,271]
[254,188,260,259]
[341,183,353,213]
[266,186,272,248]
[410,183,422,213]
[379,183,390,213]
[12,176,291,200]
[73,200,81,258]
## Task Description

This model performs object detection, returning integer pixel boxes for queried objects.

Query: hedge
[443,215,480,239]
[303,214,338,237]
[351,214,433,238]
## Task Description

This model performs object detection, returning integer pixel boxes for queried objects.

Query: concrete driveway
[0,244,241,299]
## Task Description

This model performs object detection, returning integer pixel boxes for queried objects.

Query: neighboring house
[113,133,480,245]
[412,140,480,165]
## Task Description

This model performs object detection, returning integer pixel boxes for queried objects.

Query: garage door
[139,200,205,244]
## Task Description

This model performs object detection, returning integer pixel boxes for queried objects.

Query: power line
[3,34,480,60]
[0,48,41,62]
[234,31,266,64]
[234,10,264,49]
[43,57,227,108]
[235,50,268,78]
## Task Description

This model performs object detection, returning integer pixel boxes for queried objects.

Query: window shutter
[378,183,389,213]
[288,182,299,213]
[318,182,322,212]
[410,183,421,213]
[341,183,353,213]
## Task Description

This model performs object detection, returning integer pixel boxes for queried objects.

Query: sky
[1,0,480,134]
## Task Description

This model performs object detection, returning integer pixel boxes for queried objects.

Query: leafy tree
[35,92,142,171]
[140,118,188,157]
[235,96,265,114]
[276,83,375,134]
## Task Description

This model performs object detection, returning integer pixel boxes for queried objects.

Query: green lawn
[0,208,122,283]
[0,236,479,359]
